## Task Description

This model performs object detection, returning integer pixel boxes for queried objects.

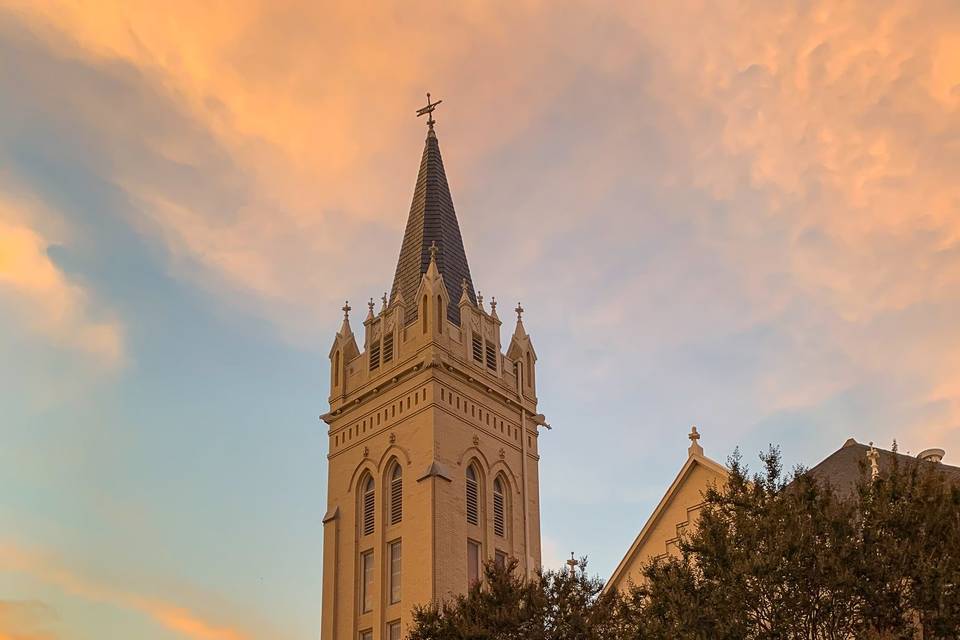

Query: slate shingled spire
[390,127,476,325]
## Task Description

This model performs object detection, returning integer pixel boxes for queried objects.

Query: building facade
[605,428,727,593]
[606,432,958,594]
[319,117,546,640]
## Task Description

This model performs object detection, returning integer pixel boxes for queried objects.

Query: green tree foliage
[628,446,960,640]
[408,557,621,640]
[407,447,959,640]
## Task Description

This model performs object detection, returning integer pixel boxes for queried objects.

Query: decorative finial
[867,442,880,481]
[382,292,388,310]
[462,278,468,295]
[429,240,439,262]
[688,425,703,457]
[342,301,351,319]
[566,553,579,577]
[477,291,484,310]
[416,92,443,130]
[367,298,375,319]
[515,302,524,321]
[490,297,497,313]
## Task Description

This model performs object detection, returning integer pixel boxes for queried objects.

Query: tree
[855,447,960,637]
[407,446,959,639]
[407,557,620,640]
[629,446,960,639]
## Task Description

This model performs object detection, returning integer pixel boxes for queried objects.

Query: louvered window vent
[390,467,402,525]
[383,332,394,364]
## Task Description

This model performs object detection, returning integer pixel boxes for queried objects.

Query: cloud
[0,600,58,640]
[0,195,123,367]
[2,0,959,577]
[0,542,250,640]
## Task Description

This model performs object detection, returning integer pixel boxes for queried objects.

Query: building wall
[607,455,727,593]
[321,280,540,640]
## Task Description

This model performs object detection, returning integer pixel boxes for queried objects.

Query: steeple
[390,100,476,325]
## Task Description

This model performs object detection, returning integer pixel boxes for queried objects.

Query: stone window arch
[388,461,403,526]
[493,474,508,538]
[465,463,481,526]
[359,473,375,536]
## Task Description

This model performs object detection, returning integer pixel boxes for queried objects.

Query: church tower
[320,101,546,640]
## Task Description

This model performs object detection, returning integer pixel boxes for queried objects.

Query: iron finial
[416,92,443,130]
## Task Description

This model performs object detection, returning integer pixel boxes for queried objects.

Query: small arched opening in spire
[422,295,428,334]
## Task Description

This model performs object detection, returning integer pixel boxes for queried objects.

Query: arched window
[465,464,479,526]
[333,351,340,387]
[493,475,506,538]
[525,352,532,387]
[389,463,403,525]
[436,295,443,331]
[422,295,428,334]
[361,474,375,536]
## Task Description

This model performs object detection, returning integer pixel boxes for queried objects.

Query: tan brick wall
[322,284,540,640]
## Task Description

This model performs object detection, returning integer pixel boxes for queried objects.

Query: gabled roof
[605,450,727,592]
[390,129,476,325]
[807,438,960,497]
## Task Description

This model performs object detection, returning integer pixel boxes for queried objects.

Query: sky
[1,0,959,638]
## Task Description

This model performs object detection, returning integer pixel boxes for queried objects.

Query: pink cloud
[7,1,959,452]
[0,542,251,640]
[0,195,123,367]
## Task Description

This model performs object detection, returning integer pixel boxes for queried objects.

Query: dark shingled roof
[390,129,476,325]
[807,439,960,497]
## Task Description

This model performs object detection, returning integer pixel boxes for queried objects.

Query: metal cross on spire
[416,92,443,130]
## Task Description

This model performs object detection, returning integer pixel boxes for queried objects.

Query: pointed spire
[459,278,471,305]
[490,296,498,320]
[366,298,375,321]
[390,116,475,325]
[339,301,353,336]
[425,241,441,280]
[513,302,527,337]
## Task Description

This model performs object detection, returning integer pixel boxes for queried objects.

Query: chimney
[917,448,945,464]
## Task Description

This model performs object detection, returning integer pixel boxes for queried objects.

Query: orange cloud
[0,542,250,640]
[5,0,958,445]
[0,195,123,366]
[0,601,57,640]
[6,0,577,341]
